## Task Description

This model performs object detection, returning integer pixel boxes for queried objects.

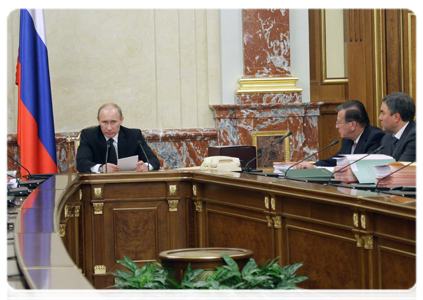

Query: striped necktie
[352,143,357,154]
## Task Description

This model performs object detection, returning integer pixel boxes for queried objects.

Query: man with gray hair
[378,92,416,162]
[295,100,384,169]
[76,103,160,173]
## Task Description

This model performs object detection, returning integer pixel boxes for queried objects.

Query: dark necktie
[391,136,398,153]
[107,138,118,165]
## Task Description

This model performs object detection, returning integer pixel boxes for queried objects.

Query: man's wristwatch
[99,164,104,173]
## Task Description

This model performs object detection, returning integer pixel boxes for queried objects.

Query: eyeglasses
[335,121,352,125]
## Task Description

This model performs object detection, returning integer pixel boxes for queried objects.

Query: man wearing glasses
[295,100,385,169]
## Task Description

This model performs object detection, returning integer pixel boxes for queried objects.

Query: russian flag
[16,9,57,178]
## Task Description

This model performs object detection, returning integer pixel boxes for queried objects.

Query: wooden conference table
[14,169,416,289]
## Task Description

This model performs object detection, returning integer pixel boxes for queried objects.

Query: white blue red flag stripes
[16,9,57,177]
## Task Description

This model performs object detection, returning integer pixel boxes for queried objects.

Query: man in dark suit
[295,100,385,168]
[378,92,416,162]
[76,103,160,173]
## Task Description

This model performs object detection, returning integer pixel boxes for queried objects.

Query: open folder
[281,168,334,179]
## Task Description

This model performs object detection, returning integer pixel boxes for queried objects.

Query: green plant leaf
[123,256,139,272]
[111,269,132,279]
[285,276,309,284]
[285,262,304,277]
[192,281,210,289]
[221,253,239,272]
[243,274,271,287]
[276,281,297,289]
[182,264,204,283]
[241,259,260,277]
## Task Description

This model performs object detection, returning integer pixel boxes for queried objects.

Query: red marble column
[243,9,291,78]
[211,9,321,166]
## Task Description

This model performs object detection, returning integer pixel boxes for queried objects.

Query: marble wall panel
[7,129,218,176]
[237,92,301,105]
[243,9,291,78]
[211,102,321,165]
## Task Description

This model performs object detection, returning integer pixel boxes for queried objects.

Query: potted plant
[110,253,308,289]
[113,256,175,300]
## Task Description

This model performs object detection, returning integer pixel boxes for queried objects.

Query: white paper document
[117,155,138,171]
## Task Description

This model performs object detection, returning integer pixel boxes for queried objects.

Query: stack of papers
[333,154,395,184]
[375,162,416,187]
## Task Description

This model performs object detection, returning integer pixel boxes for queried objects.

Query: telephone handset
[200,156,241,172]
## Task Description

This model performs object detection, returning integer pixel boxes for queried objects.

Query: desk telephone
[200,156,242,172]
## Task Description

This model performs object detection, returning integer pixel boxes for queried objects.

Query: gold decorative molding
[363,235,373,250]
[271,197,276,211]
[266,216,273,227]
[353,213,359,227]
[355,234,364,248]
[79,189,82,201]
[94,187,102,199]
[272,216,282,229]
[93,203,104,215]
[94,265,106,275]
[192,184,197,196]
[236,77,302,94]
[252,130,291,163]
[264,197,269,209]
[169,185,177,196]
[360,215,366,229]
[168,200,179,212]
[59,224,66,237]
[194,201,203,213]
[74,205,81,217]
[65,204,73,218]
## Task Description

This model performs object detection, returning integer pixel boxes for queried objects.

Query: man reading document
[76,103,160,173]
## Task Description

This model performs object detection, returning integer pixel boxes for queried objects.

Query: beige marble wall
[7,9,221,134]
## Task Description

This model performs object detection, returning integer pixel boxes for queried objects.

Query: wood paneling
[345,9,379,124]
[309,10,348,159]
[402,10,417,101]
[55,171,415,289]
[309,9,416,152]
[384,10,404,94]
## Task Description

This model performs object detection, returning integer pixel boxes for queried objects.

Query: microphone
[328,145,385,184]
[375,161,415,189]
[7,154,32,179]
[284,140,339,178]
[138,140,150,171]
[242,131,292,173]
[105,139,113,173]
[7,154,47,187]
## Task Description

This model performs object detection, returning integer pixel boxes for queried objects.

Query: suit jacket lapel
[97,125,107,150]
[353,126,370,154]
[392,121,413,158]
[117,128,127,159]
